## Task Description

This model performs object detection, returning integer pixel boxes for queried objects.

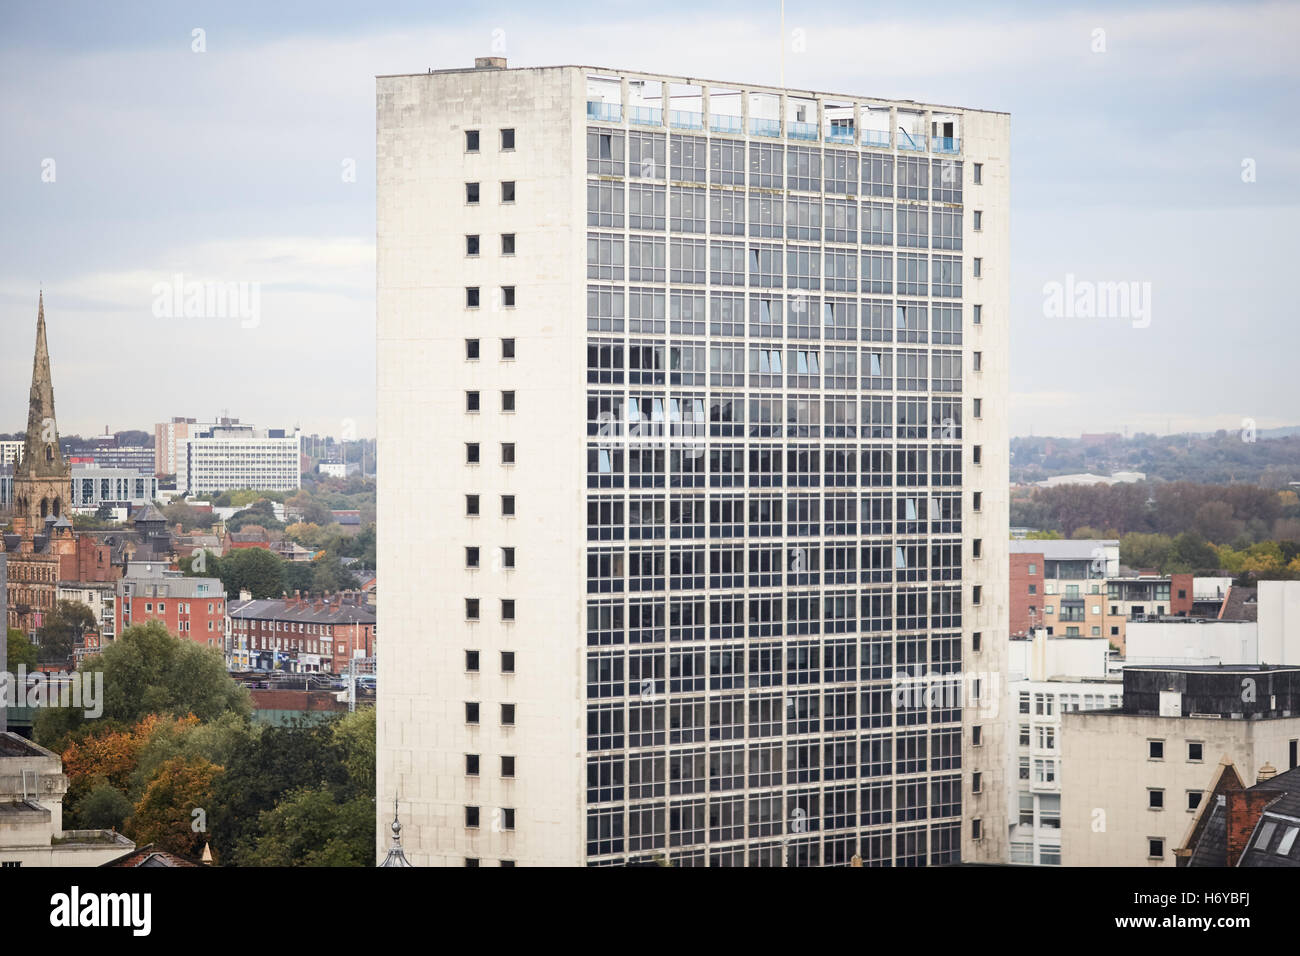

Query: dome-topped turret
[379,799,413,867]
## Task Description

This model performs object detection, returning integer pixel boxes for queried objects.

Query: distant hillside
[1011,431,1300,487]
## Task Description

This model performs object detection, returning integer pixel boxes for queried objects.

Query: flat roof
[1124,663,1300,673]
[1009,539,1118,559]
[376,63,1010,116]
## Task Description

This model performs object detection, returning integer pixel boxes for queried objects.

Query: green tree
[217,547,286,600]
[210,722,350,865]
[33,621,251,750]
[7,627,38,669]
[1121,532,1174,571]
[1168,532,1220,572]
[332,706,376,795]
[240,788,374,866]
[76,781,134,831]
[36,600,97,664]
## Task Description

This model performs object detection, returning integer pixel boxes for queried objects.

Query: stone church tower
[11,292,72,538]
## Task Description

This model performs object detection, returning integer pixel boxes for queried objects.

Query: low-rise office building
[176,424,302,495]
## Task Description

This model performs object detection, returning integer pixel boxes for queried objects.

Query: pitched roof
[101,843,201,867]
[1219,586,1259,622]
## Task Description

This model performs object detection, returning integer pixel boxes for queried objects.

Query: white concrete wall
[1259,580,1300,666]
[961,106,1011,865]
[1125,620,1258,666]
[376,66,588,866]
[1060,712,1300,866]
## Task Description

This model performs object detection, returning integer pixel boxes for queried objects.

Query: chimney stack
[1257,762,1277,783]
[474,56,506,70]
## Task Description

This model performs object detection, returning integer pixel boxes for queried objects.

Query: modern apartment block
[176,423,301,495]
[377,60,1010,866]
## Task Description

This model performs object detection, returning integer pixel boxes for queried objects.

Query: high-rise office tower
[377,60,1009,866]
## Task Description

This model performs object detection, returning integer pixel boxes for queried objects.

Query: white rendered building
[377,60,1011,866]
[1006,630,1120,865]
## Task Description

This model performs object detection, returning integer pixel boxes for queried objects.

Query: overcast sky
[1,0,1296,439]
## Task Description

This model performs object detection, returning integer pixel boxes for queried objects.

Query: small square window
[465,650,480,671]
[465,857,480,867]
[466,442,481,464]
[1148,740,1164,760]
[466,182,480,204]
[502,546,516,568]
[466,494,481,517]
[465,130,480,152]
[465,701,480,723]
[502,599,516,621]
[501,443,516,464]
[502,390,516,412]
[500,128,515,150]
[1148,838,1163,859]
[466,338,480,360]
[1187,791,1202,811]
[501,338,516,360]
[501,755,516,777]
[501,495,516,517]
[501,233,516,255]
[466,546,480,568]
[1188,742,1203,762]
[466,753,480,775]
[466,391,481,412]
[973,210,983,231]
[501,703,516,725]
[1148,789,1164,809]
[501,650,516,673]
[465,598,480,620]
[501,181,516,203]
[466,287,480,308]
[501,808,516,830]
[502,286,516,307]
[466,806,480,828]
[466,235,480,256]
[973,162,983,184]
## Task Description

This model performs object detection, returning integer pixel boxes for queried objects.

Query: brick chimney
[1225,790,1278,866]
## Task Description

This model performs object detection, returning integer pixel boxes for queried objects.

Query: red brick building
[228,590,375,673]
[1010,551,1041,637]
[116,563,227,651]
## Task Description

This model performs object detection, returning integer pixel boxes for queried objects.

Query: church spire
[11,292,71,532]
[22,291,66,479]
